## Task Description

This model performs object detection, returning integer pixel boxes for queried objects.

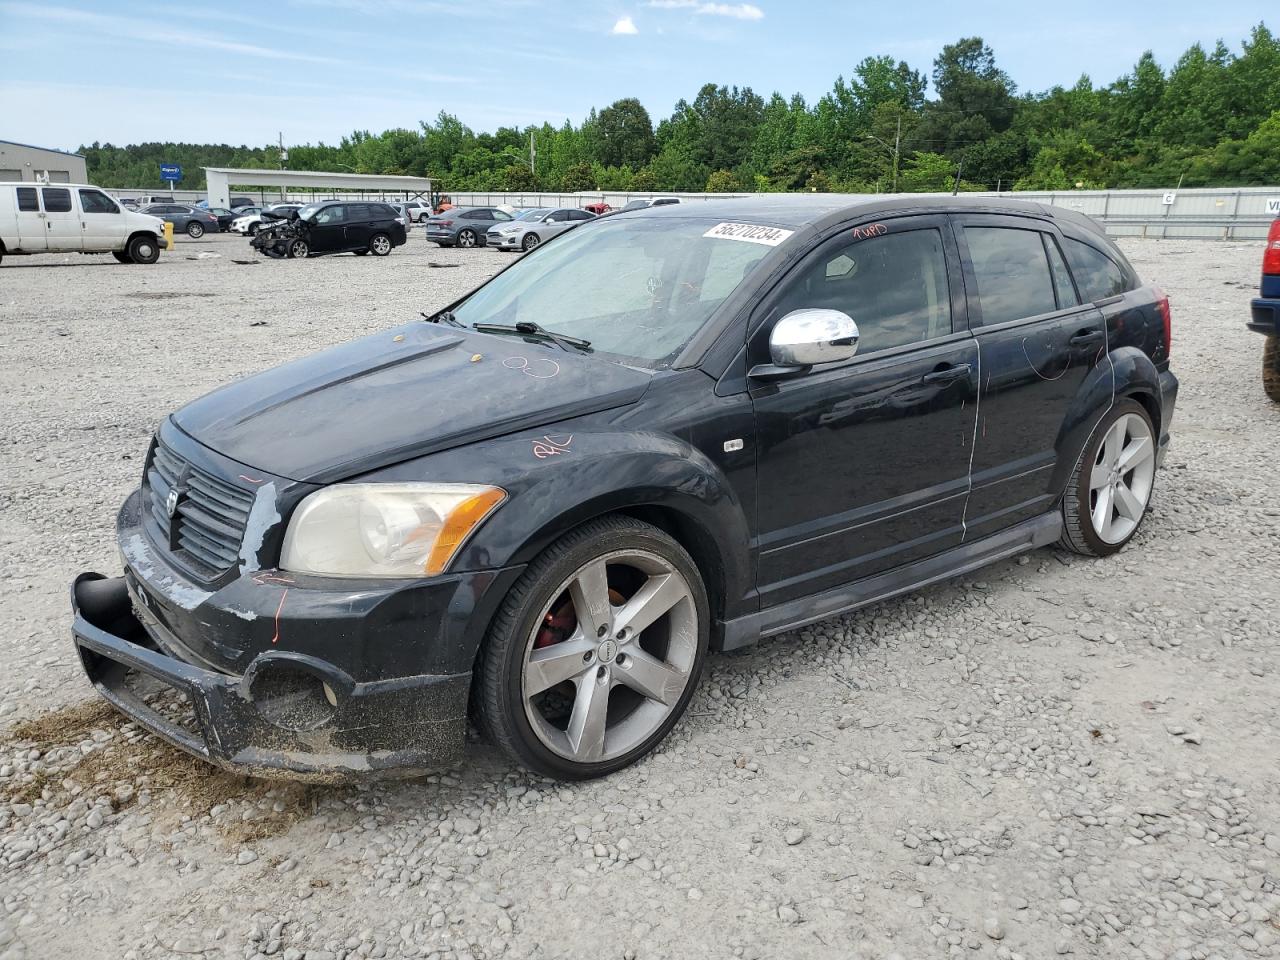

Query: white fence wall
[103,185,1280,240]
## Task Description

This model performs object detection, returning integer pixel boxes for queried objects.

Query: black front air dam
[70,574,471,782]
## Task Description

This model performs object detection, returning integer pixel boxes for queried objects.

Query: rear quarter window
[1063,238,1127,301]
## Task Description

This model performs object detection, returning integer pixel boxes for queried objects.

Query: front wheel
[369,233,392,256]
[1263,335,1280,403]
[186,221,205,239]
[476,516,709,780]
[1060,399,1157,556]
[127,234,160,264]
[286,239,309,259]
[521,232,541,251]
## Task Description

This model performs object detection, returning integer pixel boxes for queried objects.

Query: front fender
[1049,346,1163,495]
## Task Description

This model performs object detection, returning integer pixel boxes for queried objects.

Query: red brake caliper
[534,589,627,649]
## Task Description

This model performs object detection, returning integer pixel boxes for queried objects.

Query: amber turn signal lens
[425,487,507,575]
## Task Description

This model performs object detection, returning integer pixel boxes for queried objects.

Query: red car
[582,201,611,215]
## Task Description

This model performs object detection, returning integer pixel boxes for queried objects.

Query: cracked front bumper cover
[70,573,471,782]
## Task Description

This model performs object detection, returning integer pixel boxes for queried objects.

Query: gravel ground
[1,231,1278,960]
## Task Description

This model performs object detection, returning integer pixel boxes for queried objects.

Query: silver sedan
[486,207,597,252]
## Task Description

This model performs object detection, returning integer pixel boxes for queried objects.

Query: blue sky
[0,1,1269,151]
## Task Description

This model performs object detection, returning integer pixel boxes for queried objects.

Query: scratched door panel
[952,216,1107,539]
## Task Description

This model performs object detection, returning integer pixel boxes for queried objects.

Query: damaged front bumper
[71,573,473,782]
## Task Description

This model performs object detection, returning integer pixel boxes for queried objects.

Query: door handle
[922,362,972,385]
[1069,330,1105,347]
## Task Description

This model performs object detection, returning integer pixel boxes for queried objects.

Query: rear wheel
[476,516,709,780]
[521,232,541,251]
[457,228,478,248]
[112,251,132,264]
[1263,335,1280,403]
[127,234,160,265]
[186,221,205,239]
[369,233,392,256]
[1060,399,1157,557]
[286,239,309,259]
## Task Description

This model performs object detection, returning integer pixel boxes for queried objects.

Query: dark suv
[71,196,1177,783]
[1249,217,1280,402]
[250,200,407,258]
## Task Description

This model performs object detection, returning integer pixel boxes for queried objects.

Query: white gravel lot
[0,230,1278,960]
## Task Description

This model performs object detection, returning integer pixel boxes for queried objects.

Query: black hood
[173,323,652,483]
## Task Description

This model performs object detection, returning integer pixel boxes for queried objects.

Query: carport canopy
[203,168,433,208]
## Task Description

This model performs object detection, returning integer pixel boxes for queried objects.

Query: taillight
[1264,219,1280,276]
[437,220,453,227]
[1152,285,1172,358]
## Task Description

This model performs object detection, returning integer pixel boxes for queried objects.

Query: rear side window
[775,228,953,353]
[965,227,1058,325]
[1044,236,1079,309]
[568,210,594,221]
[42,188,72,213]
[1063,238,1126,302]
[79,189,119,214]
[16,187,38,211]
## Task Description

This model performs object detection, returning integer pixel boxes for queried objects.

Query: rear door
[14,186,46,251]
[952,214,1108,539]
[77,188,128,250]
[41,186,81,251]
[750,215,979,607]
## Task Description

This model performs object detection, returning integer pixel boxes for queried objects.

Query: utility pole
[952,155,965,195]
[530,130,536,178]
[891,112,901,194]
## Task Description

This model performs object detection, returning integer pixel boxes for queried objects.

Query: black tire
[1059,398,1156,557]
[354,250,369,256]
[457,228,478,248]
[476,515,710,780]
[521,232,541,251]
[127,234,160,265]
[186,221,205,239]
[248,223,261,236]
[1263,335,1280,403]
[112,251,132,264]
[286,239,309,259]
[369,233,392,256]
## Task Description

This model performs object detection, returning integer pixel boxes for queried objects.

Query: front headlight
[280,483,505,578]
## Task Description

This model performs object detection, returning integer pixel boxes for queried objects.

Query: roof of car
[618,193,1064,229]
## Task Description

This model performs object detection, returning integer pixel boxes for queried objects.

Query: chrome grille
[145,439,254,577]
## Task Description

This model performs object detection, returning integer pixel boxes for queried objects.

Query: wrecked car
[251,200,407,259]
[72,195,1177,782]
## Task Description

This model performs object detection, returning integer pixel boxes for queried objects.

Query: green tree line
[83,25,1280,194]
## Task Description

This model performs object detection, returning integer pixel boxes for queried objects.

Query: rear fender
[1048,346,1161,495]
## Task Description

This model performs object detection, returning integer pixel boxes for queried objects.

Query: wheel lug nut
[597,625,608,639]
[597,665,608,680]
[616,653,627,666]
[582,651,593,663]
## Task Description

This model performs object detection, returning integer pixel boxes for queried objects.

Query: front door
[749,215,979,608]
[77,188,128,249]
[40,186,80,251]
[14,186,46,251]
[951,215,1109,540]
[308,203,348,251]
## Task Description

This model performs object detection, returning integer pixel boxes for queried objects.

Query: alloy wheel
[522,233,540,251]
[458,230,477,248]
[521,550,698,763]
[371,235,392,255]
[1088,412,1156,544]
[289,240,309,259]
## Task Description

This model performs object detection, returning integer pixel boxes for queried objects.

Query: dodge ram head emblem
[165,488,180,518]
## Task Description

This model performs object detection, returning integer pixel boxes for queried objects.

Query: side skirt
[717,512,1062,652]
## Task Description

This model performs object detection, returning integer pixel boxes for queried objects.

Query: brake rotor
[534,587,627,649]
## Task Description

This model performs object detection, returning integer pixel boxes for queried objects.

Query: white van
[0,182,166,265]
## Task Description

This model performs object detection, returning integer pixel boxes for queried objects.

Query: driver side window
[773,228,953,354]
[314,205,346,225]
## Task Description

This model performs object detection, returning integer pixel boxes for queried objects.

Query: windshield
[514,208,550,221]
[296,203,324,220]
[450,217,779,367]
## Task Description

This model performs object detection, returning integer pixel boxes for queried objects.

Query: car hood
[172,322,653,483]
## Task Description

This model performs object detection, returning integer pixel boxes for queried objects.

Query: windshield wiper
[422,310,464,328]
[472,321,592,352]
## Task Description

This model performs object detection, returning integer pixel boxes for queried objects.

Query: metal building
[0,140,88,183]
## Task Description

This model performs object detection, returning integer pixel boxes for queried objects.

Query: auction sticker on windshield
[703,222,794,246]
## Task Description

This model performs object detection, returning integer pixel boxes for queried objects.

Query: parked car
[69,195,1177,782]
[583,201,611,215]
[250,200,407,258]
[207,207,239,232]
[424,207,515,248]
[230,203,302,235]
[0,182,164,264]
[230,197,257,209]
[118,198,139,210]
[486,206,597,251]
[614,197,681,214]
[142,203,221,239]
[1249,217,1280,402]
[385,202,413,230]
[399,199,432,222]
[135,194,175,207]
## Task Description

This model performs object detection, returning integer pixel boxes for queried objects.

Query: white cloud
[611,15,639,34]
[646,0,763,18]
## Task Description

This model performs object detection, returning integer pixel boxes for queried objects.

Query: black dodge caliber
[72,196,1178,781]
